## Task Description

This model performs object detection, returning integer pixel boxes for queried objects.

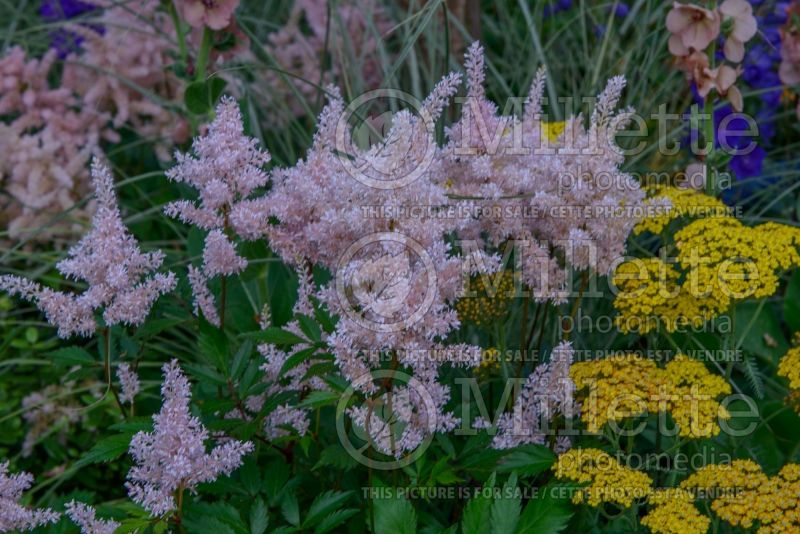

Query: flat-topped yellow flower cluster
[680,460,800,533]
[614,187,800,334]
[456,271,516,326]
[553,448,652,508]
[641,488,710,534]
[570,354,731,438]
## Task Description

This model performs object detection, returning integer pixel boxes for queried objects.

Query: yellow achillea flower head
[635,186,730,236]
[681,460,800,533]
[553,448,652,508]
[474,347,501,378]
[613,217,800,334]
[456,271,516,326]
[570,354,731,438]
[778,343,800,412]
[542,121,567,142]
[642,488,710,534]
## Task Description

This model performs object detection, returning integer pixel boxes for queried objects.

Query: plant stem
[102,327,127,419]
[195,27,212,83]
[704,94,716,196]
[168,1,188,66]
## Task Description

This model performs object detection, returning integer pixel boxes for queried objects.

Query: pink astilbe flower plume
[117,363,140,404]
[484,341,576,451]
[0,462,60,532]
[165,96,271,325]
[441,43,645,302]
[261,73,495,453]
[0,159,176,337]
[64,501,119,534]
[126,359,254,517]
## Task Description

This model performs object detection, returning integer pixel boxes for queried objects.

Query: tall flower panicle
[117,363,140,404]
[0,462,60,532]
[165,96,271,325]
[442,43,645,302]
[486,341,576,450]
[64,501,120,534]
[126,359,254,517]
[262,67,495,452]
[0,159,176,337]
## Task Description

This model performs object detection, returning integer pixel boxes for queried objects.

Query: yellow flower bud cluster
[455,270,516,326]
[680,460,800,533]
[553,448,652,508]
[778,345,800,391]
[474,347,501,378]
[613,216,800,333]
[635,186,730,236]
[641,488,710,534]
[570,354,731,438]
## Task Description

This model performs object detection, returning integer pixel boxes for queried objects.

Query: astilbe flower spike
[482,341,576,451]
[164,96,271,326]
[0,462,60,532]
[126,359,254,517]
[442,42,645,302]
[64,501,120,534]
[0,159,176,337]
[117,363,140,404]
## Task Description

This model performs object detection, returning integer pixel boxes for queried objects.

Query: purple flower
[729,145,767,179]
[40,0,99,57]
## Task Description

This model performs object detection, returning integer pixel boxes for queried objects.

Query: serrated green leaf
[280,492,300,526]
[296,314,322,342]
[198,322,230,375]
[314,508,358,534]
[517,484,573,534]
[374,493,416,534]
[249,498,268,534]
[246,327,306,346]
[297,390,339,409]
[302,490,353,528]
[47,346,96,366]
[313,444,357,471]
[489,473,520,534]
[75,433,133,468]
[497,445,556,476]
[279,347,318,376]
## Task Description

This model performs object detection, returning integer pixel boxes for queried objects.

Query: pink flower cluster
[165,96,271,326]
[126,359,254,517]
[0,159,176,337]
[0,46,110,241]
[64,501,119,534]
[61,0,189,160]
[780,3,800,117]
[481,341,576,451]
[117,363,141,404]
[0,462,60,532]
[442,43,645,301]
[666,0,758,111]
[261,73,496,452]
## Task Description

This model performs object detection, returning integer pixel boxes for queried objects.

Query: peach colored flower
[177,0,239,30]
[779,27,800,85]
[719,0,758,62]
[666,2,721,56]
